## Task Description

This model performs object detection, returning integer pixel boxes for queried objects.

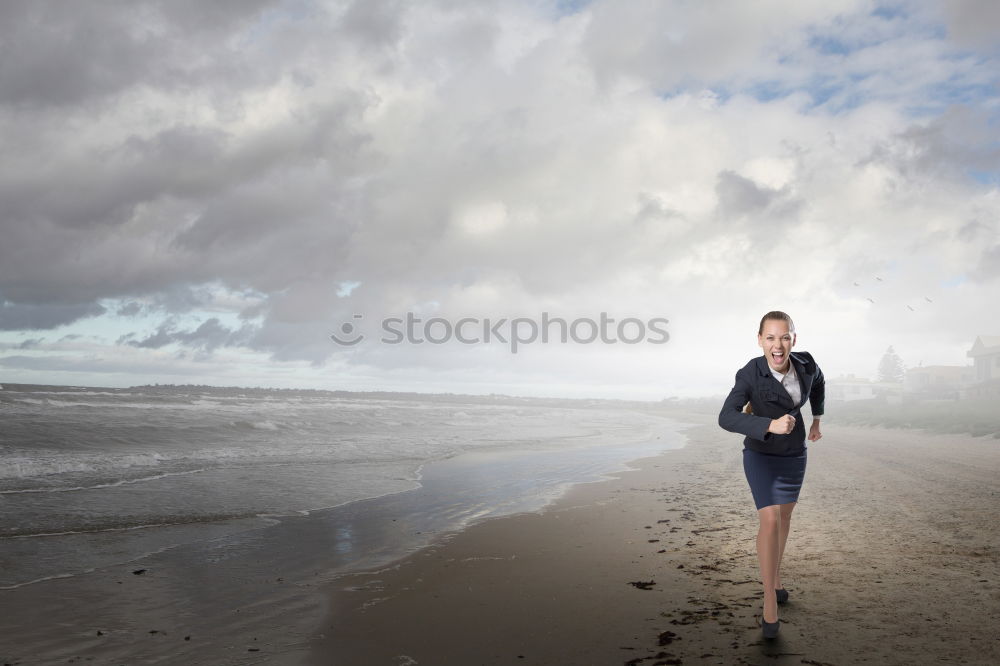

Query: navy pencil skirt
[742,447,807,510]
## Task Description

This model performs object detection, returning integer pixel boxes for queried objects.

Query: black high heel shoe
[776,587,789,604]
[761,614,780,639]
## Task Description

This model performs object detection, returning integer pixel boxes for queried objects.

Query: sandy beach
[0,395,687,666]
[312,413,1000,665]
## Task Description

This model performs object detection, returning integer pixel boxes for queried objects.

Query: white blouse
[770,361,802,406]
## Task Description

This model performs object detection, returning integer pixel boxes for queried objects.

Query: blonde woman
[718,311,825,639]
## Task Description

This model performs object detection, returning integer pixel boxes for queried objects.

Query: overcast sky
[1,0,998,400]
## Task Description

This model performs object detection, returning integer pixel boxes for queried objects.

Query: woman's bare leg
[756,505,781,623]
[775,501,796,589]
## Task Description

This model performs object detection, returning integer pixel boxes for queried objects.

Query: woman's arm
[808,364,824,441]
[718,370,774,441]
[809,363,825,418]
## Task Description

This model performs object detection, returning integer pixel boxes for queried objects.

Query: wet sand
[0,414,687,665]
[312,414,1000,665]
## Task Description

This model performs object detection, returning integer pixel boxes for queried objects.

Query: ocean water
[0,384,689,593]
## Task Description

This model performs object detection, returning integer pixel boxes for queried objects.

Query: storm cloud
[1,0,998,397]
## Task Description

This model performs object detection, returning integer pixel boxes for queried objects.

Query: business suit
[719,350,825,509]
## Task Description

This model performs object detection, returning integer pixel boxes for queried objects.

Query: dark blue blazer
[718,350,825,456]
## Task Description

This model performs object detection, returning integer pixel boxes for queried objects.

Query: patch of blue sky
[709,87,734,104]
[653,81,733,105]
[966,170,1000,187]
[809,88,870,114]
[239,0,316,53]
[799,64,997,117]
[551,0,593,17]
[0,330,46,348]
[941,274,967,288]
[744,80,789,103]
[2,281,268,356]
[924,77,998,107]
[806,4,945,61]
[39,299,260,349]
[871,2,909,22]
[337,280,362,297]
[255,0,314,30]
[868,1,948,41]
[804,17,902,58]
[527,0,591,21]
[738,75,864,114]
[918,20,948,42]
[654,75,864,115]
[776,52,796,66]
[808,34,855,56]
[0,312,121,347]
[902,78,1000,120]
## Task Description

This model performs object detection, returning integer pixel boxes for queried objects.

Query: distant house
[827,374,876,402]
[967,335,1000,382]
[904,364,976,397]
[963,335,1000,399]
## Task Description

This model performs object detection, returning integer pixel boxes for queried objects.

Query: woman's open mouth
[771,352,785,363]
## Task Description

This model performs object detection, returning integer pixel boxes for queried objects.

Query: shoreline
[0,414,691,665]
[4,410,998,664]
[310,414,1000,664]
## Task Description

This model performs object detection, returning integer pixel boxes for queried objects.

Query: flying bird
[907,305,915,311]
[866,297,875,303]
[853,281,860,286]
[874,276,883,281]
[924,296,933,303]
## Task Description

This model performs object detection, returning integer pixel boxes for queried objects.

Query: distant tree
[877,346,905,383]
